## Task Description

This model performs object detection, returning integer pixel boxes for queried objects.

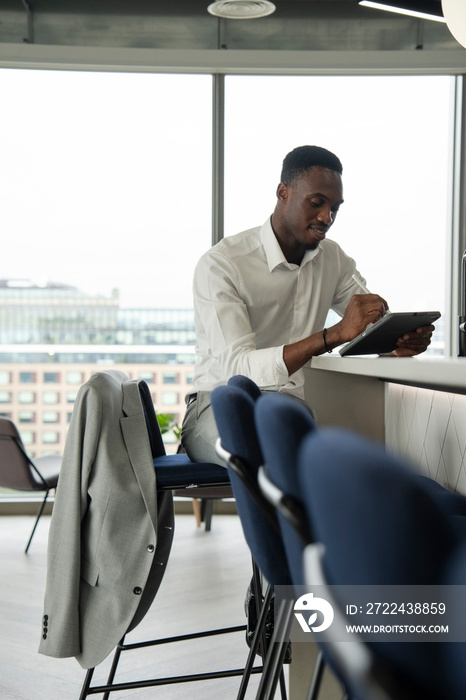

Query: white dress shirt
[191,217,365,400]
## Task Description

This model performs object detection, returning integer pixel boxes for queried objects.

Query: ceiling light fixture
[442,0,466,48]
[207,0,276,20]
[359,1,446,23]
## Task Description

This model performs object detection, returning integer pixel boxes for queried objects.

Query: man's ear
[276,182,289,202]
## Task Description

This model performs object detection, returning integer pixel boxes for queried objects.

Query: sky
[0,68,453,314]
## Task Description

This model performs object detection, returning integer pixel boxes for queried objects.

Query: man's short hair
[280,145,343,185]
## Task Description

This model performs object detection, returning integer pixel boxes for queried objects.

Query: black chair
[79,378,261,699]
[212,377,296,700]
[0,417,61,553]
[295,427,464,700]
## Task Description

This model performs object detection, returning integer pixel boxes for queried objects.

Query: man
[182,145,434,465]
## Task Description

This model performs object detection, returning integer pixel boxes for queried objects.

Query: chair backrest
[442,538,466,700]
[298,427,461,700]
[0,418,44,491]
[227,374,262,401]
[211,383,292,586]
[254,392,317,584]
[138,380,166,459]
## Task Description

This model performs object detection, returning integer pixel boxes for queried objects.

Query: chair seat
[153,454,230,489]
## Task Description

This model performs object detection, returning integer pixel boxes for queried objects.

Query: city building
[0,280,195,457]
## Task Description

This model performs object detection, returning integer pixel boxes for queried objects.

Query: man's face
[277,166,344,251]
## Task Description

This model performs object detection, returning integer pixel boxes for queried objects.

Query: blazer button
[147,544,155,553]
[133,586,143,595]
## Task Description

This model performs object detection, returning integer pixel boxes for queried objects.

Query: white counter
[308,354,466,394]
[302,355,466,445]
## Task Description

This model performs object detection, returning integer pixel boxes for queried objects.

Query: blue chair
[212,378,293,700]
[253,392,332,699]
[254,392,317,585]
[228,373,263,401]
[297,427,463,700]
[441,538,466,700]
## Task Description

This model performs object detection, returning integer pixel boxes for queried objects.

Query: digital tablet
[339,311,441,356]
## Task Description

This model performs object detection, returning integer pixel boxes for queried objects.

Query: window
[139,371,155,383]
[42,431,59,444]
[0,68,211,467]
[20,431,34,445]
[0,66,458,504]
[18,410,35,423]
[161,391,179,406]
[0,371,10,384]
[163,372,179,385]
[42,391,59,405]
[42,411,59,423]
[225,75,453,355]
[66,371,83,385]
[19,372,36,383]
[1,69,212,310]
[18,391,34,404]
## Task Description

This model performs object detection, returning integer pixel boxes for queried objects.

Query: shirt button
[133,586,143,595]
[147,544,155,553]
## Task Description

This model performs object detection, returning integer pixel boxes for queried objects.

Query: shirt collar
[260,217,322,272]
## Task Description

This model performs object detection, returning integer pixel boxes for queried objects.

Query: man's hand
[335,293,389,344]
[393,325,435,357]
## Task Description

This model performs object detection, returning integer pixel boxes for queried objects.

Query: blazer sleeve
[39,383,102,659]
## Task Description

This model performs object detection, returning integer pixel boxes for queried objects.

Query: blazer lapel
[120,380,158,531]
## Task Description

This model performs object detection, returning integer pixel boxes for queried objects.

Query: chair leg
[254,597,295,700]
[279,667,288,700]
[306,650,325,700]
[192,498,202,526]
[236,583,272,700]
[201,499,214,531]
[239,562,291,700]
[25,490,49,554]
[78,667,95,700]
[101,636,126,700]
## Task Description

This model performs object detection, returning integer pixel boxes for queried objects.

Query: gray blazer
[38,370,174,669]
